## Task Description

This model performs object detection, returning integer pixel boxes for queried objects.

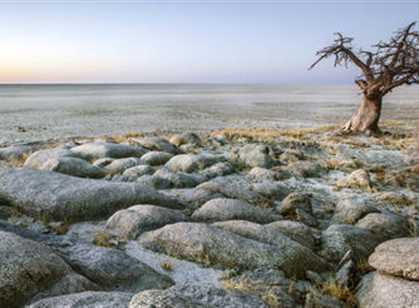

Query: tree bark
[342,95,382,135]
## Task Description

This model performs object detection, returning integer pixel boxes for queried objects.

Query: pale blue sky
[0,1,418,83]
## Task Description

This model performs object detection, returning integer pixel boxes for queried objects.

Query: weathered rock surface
[139,222,328,277]
[123,165,155,178]
[196,175,257,201]
[192,198,277,223]
[336,144,409,168]
[140,151,174,166]
[287,160,326,178]
[201,162,234,179]
[129,284,266,308]
[106,205,187,240]
[368,237,419,281]
[165,154,224,173]
[332,196,379,224]
[28,291,133,308]
[71,142,147,160]
[24,148,75,169]
[0,169,183,221]
[0,145,35,161]
[58,243,173,292]
[130,137,178,154]
[247,167,277,181]
[336,169,371,190]
[222,268,298,308]
[237,144,273,168]
[212,220,329,277]
[266,220,318,250]
[104,157,143,174]
[356,272,419,308]
[27,153,107,178]
[320,224,382,263]
[169,132,201,147]
[152,168,205,188]
[355,212,411,241]
[0,231,94,308]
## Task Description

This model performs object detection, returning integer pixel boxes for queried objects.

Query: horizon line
[0,82,356,86]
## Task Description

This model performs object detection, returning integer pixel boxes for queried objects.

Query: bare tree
[310,22,419,135]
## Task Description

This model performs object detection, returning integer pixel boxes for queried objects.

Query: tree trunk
[342,95,382,135]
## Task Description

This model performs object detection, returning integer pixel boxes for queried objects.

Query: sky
[0,1,418,84]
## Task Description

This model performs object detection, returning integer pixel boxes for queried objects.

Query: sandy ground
[1,84,418,145]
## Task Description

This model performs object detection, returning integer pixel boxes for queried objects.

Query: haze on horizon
[1,1,418,84]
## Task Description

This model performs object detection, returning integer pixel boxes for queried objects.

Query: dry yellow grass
[211,125,337,142]
[356,258,374,274]
[7,153,29,167]
[93,231,113,248]
[320,279,358,306]
[107,131,145,144]
[160,261,174,271]
[49,221,71,235]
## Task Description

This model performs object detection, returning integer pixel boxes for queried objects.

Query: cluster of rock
[0,129,418,307]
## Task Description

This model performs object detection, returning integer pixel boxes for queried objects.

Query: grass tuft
[93,231,113,248]
[160,261,174,271]
[320,279,358,306]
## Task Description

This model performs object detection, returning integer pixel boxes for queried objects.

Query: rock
[0,145,34,161]
[30,273,99,304]
[373,191,416,207]
[93,157,115,168]
[71,142,147,160]
[152,168,205,188]
[104,157,143,174]
[368,237,419,281]
[140,151,174,166]
[136,174,171,189]
[247,167,277,181]
[332,196,379,224]
[32,156,107,178]
[139,222,328,278]
[197,175,271,204]
[129,284,266,308]
[305,288,345,308]
[123,165,155,178]
[336,259,357,289]
[0,169,183,222]
[28,291,133,308]
[106,205,187,240]
[192,198,277,224]
[130,288,206,308]
[130,137,178,154]
[287,160,326,178]
[58,243,173,293]
[277,192,318,227]
[336,144,409,168]
[237,144,273,168]
[250,181,290,201]
[279,148,305,163]
[222,268,297,308]
[320,224,382,263]
[336,169,371,190]
[165,153,224,173]
[24,148,75,169]
[266,220,318,250]
[181,187,225,211]
[201,162,234,179]
[169,132,202,147]
[355,213,411,241]
[0,231,94,308]
[278,192,312,214]
[212,220,329,277]
[356,272,419,307]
